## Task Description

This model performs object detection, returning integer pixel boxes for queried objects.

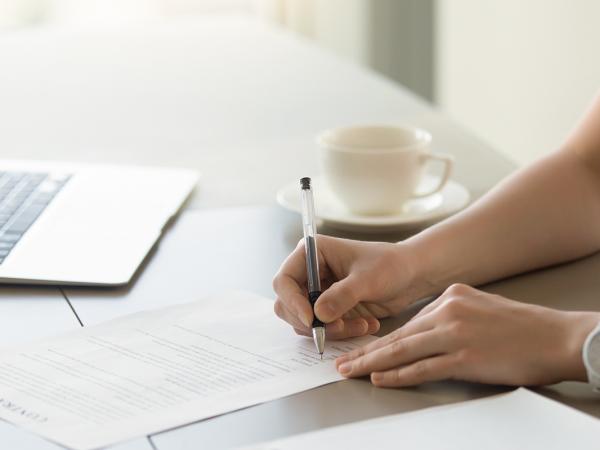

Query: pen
[300,177,326,359]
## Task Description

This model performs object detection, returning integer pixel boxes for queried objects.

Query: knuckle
[273,300,285,320]
[451,350,473,378]
[390,327,405,340]
[272,273,282,292]
[396,317,413,330]
[440,296,467,318]
[447,320,468,339]
[445,283,471,297]
[347,348,363,361]
[411,360,430,380]
[389,339,406,356]
[441,295,470,319]
[373,334,394,352]
[352,357,365,372]
[454,349,471,366]
[382,335,398,350]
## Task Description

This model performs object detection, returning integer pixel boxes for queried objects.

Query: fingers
[360,302,392,320]
[272,241,314,328]
[410,296,442,322]
[297,316,379,340]
[274,298,310,332]
[371,354,457,387]
[273,237,336,329]
[314,274,366,323]
[353,303,377,319]
[336,313,436,366]
[338,330,443,377]
[274,235,385,336]
[276,298,380,340]
[276,279,313,327]
[274,285,380,341]
[333,283,484,388]
[325,316,380,340]
[275,236,334,288]
[343,309,359,320]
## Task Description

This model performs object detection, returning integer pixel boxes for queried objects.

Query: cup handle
[412,153,454,198]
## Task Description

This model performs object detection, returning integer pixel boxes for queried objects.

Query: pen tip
[320,354,323,360]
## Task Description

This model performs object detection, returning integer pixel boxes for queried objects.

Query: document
[242,388,599,450]
[0,292,376,450]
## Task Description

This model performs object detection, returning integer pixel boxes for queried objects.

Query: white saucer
[276,176,471,232]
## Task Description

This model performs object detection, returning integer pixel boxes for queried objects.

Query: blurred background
[1,0,599,166]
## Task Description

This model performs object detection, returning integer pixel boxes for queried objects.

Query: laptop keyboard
[0,171,71,264]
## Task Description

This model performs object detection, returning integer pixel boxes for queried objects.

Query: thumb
[314,275,364,323]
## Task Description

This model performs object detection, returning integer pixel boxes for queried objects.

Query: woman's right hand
[272,235,424,339]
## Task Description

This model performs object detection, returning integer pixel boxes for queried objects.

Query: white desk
[0,288,75,347]
[3,13,589,450]
[63,207,294,326]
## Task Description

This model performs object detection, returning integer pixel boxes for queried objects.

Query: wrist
[558,311,600,382]
[393,238,444,303]
[396,233,456,302]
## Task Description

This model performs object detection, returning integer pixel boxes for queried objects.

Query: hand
[272,235,421,339]
[335,283,600,387]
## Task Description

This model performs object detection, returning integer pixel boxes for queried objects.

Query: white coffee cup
[317,125,454,215]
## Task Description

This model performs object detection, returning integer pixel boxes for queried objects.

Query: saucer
[276,176,471,233]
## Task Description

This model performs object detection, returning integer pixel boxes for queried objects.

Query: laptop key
[0,233,21,243]
[0,171,71,264]
[7,222,31,234]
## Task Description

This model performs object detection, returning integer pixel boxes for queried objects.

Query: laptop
[0,160,198,286]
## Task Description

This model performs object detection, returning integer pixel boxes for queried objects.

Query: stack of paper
[0,292,376,449]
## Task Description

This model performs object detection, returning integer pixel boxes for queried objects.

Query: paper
[242,388,599,450]
[0,292,376,450]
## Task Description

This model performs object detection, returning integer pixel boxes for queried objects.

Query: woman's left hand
[335,283,600,387]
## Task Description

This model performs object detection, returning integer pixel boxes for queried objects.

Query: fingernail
[338,362,352,375]
[367,318,380,333]
[336,355,349,365]
[301,313,312,328]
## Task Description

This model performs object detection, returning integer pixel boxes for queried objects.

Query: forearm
[404,148,600,298]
